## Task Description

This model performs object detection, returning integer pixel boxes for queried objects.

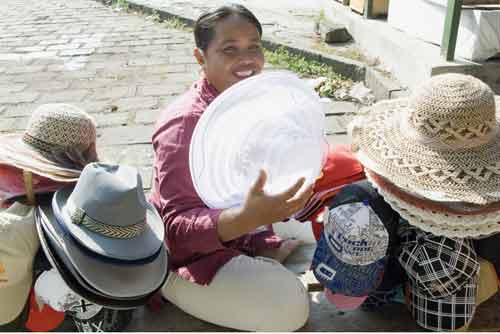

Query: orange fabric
[25,289,65,332]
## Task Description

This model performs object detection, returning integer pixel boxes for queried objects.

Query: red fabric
[314,145,364,193]
[0,164,69,207]
[25,289,65,332]
[149,77,282,286]
[310,145,365,240]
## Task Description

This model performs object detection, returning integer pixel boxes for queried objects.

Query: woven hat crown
[408,74,496,149]
[24,104,96,152]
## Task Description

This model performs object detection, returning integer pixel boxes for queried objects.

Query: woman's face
[197,15,264,93]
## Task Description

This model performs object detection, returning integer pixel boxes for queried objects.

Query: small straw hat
[0,104,98,182]
[351,74,500,205]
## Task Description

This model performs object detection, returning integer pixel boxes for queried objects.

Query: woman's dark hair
[194,4,263,51]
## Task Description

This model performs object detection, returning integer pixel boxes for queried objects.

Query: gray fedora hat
[52,163,164,260]
[35,207,159,309]
[37,204,168,299]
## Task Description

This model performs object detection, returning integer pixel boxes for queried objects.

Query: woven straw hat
[0,104,98,182]
[366,169,500,238]
[351,73,500,205]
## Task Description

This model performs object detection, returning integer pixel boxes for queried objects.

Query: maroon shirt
[150,77,282,285]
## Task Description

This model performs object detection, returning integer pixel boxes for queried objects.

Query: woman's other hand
[218,170,313,242]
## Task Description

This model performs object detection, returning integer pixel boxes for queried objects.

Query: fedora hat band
[397,110,497,151]
[69,207,146,239]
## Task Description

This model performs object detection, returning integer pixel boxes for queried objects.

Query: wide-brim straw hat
[366,169,500,238]
[0,103,98,182]
[351,73,500,205]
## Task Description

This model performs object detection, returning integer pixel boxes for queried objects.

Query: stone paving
[0,0,498,332]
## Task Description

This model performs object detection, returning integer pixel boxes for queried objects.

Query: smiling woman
[193,5,265,92]
[149,4,310,332]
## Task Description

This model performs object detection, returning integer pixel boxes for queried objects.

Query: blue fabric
[312,233,386,296]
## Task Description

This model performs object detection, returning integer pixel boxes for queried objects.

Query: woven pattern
[22,104,96,153]
[366,170,500,238]
[70,208,146,239]
[351,74,500,205]
[410,74,496,147]
[397,224,479,299]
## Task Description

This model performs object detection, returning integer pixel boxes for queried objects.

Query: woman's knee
[161,257,310,331]
[256,267,310,331]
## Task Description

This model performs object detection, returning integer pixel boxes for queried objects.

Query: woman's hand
[217,170,313,242]
[240,170,313,229]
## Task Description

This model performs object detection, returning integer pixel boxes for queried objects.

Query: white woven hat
[351,74,500,205]
[189,71,327,209]
[366,169,500,238]
[0,203,39,325]
[0,104,98,182]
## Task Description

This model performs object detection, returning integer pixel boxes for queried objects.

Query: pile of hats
[346,73,500,331]
[35,162,169,310]
[311,180,404,311]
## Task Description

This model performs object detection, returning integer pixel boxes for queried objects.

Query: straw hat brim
[0,134,81,182]
[365,169,500,238]
[351,98,500,205]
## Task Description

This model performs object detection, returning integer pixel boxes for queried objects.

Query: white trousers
[161,255,309,332]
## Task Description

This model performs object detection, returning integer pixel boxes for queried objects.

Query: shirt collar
[197,75,219,106]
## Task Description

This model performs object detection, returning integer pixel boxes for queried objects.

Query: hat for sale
[0,103,98,182]
[312,191,390,310]
[35,206,161,308]
[189,70,327,209]
[52,163,164,261]
[398,222,479,299]
[323,180,401,249]
[351,73,500,205]
[405,275,478,332]
[0,203,39,325]
[366,168,500,238]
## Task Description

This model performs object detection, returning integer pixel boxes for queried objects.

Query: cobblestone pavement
[0,0,497,332]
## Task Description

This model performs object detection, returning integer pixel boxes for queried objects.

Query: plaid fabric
[360,285,405,311]
[398,222,479,298]
[406,275,478,332]
[312,232,385,296]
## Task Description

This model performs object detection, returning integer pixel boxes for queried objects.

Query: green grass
[112,0,129,11]
[264,47,352,98]
[162,17,192,31]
